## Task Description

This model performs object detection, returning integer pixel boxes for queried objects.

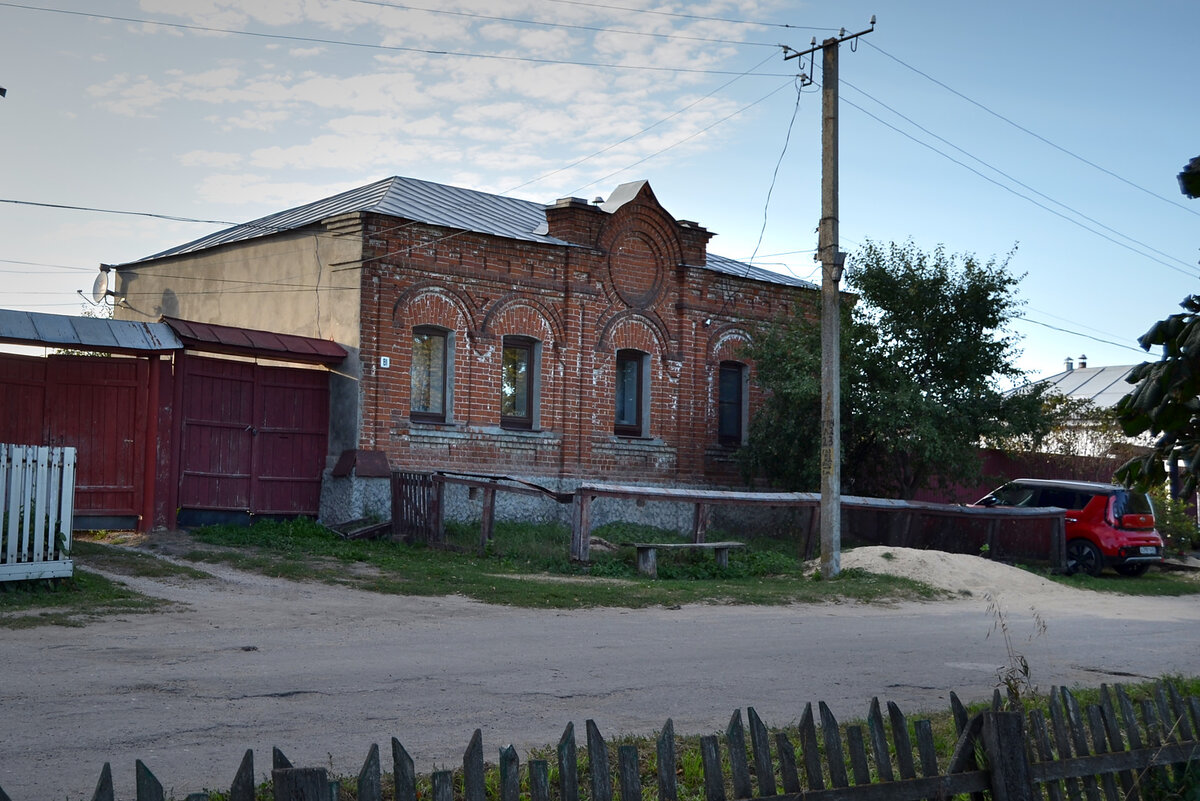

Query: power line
[839,94,1200,280]
[842,79,1199,275]
[538,0,838,31]
[862,40,1200,220]
[746,77,807,269]
[0,2,795,78]
[569,78,796,195]
[350,0,780,48]
[1014,314,1145,354]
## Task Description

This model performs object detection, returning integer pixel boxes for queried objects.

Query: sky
[1,0,1197,381]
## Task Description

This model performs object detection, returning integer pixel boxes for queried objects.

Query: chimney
[1064,356,1074,372]
[1078,354,1087,369]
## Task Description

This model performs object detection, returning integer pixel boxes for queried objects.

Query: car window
[1039,488,1092,511]
[990,483,1037,507]
[1113,490,1153,517]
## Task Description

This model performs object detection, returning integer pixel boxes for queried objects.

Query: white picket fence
[1,443,76,583]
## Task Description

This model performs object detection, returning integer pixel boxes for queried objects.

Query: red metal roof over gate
[162,317,347,365]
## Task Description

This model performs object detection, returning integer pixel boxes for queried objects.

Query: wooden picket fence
[0,443,76,583]
[16,680,1198,801]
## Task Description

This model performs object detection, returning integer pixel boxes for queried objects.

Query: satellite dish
[91,271,109,304]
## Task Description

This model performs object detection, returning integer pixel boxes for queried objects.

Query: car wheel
[1114,563,1150,577]
[1066,539,1103,577]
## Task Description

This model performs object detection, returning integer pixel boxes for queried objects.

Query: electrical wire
[1014,314,1146,354]
[537,0,839,31]
[746,77,806,270]
[0,2,795,78]
[840,94,1200,280]
[862,40,1200,220]
[349,0,781,48]
[842,80,1198,276]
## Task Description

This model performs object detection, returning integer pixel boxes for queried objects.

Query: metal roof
[1033,365,1138,408]
[130,175,811,290]
[0,309,181,353]
[163,317,347,365]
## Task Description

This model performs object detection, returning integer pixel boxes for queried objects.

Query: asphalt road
[2,562,1197,800]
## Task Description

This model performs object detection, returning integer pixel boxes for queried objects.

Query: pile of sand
[831,545,1080,599]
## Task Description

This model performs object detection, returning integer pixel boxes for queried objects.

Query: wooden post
[136,760,165,801]
[981,711,1037,801]
[392,738,417,801]
[479,487,496,555]
[231,750,255,801]
[571,492,592,562]
[432,476,445,545]
[692,502,710,543]
[358,743,381,801]
[272,767,328,801]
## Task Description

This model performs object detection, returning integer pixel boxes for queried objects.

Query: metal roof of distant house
[1031,364,1137,408]
[0,308,181,353]
[130,176,813,290]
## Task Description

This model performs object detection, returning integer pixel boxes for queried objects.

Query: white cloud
[179,150,245,168]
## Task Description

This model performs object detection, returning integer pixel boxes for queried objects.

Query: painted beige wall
[112,213,366,458]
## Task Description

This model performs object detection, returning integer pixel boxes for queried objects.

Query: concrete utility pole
[785,18,873,578]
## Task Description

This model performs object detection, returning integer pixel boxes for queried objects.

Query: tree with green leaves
[741,239,1053,499]
[1114,294,1200,495]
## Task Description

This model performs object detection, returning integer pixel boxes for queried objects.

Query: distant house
[110,176,819,523]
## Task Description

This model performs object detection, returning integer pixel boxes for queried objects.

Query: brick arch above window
[706,325,753,366]
[479,293,566,346]
[594,308,672,354]
[391,282,476,332]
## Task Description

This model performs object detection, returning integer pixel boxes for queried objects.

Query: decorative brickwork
[358,181,818,485]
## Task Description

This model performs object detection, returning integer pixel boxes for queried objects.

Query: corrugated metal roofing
[163,317,347,365]
[1030,364,1138,408]
[703,253,815,289]
[130,175,811,290]
[0,309,181,352]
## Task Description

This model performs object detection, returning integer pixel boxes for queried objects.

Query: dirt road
[2,553,1198,800]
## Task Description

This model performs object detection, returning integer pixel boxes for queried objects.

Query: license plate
[1139,546,1158,555]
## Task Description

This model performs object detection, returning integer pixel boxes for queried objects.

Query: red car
[974,478,1164,576]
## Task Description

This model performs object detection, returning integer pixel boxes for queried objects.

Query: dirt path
[2,545,1198,800]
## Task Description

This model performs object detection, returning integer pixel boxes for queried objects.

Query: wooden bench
[622,541,745,578]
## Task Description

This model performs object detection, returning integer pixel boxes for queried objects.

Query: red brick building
[114,176,818,522]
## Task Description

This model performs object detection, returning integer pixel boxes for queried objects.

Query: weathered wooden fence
[389,473,1068,568]
[1,443,75,583]
[391,471,442,544]
[16,681,1197,801]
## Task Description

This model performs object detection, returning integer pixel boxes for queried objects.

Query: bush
[1150,487,1199,556]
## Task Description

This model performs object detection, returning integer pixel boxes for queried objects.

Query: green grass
[0,539,208,628]
[183,517,944,608]
[1044,567,1200,596]
[0,568,162,628]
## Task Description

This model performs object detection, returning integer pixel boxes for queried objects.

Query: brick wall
[358,183,818,486]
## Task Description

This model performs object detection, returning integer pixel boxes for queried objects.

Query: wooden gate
[391,471,442,543]
[176,356,328,523]
[0,354,146,522]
